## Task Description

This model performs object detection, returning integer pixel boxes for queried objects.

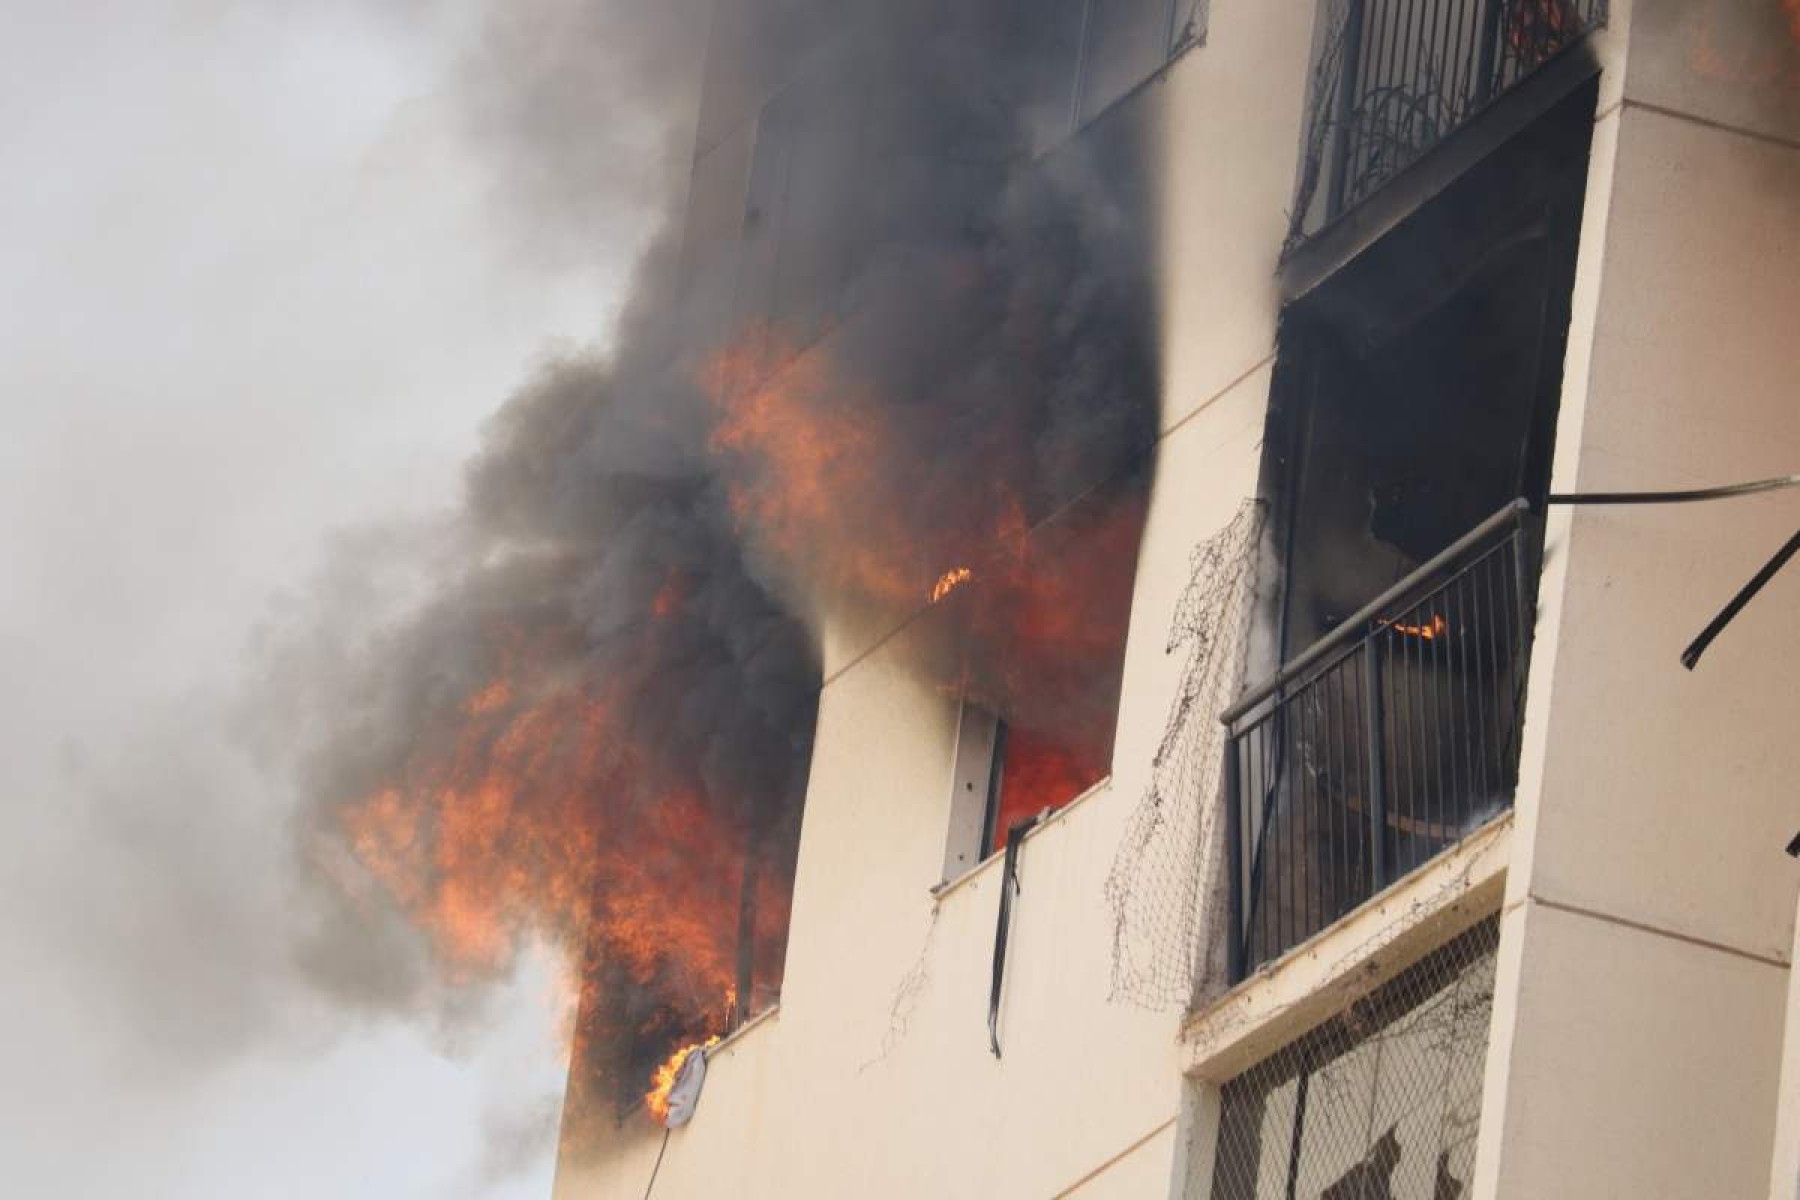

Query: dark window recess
[977,718,1116,856]
[1233,78,1597,974]
[1290,0,1607,245]
[1211,918,1501,1200]
[951,476,1149,861]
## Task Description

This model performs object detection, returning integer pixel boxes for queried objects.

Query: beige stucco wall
[1770,885,1800,1200]
[554,4,1319,1196]
[1478,3,1800,1196]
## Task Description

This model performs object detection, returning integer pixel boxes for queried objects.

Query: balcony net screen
[1209,916,1501,1200]
[1105,499,1263,1009]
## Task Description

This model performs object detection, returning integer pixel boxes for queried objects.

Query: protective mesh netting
[1106,499,1264,1009]
[1209,916,1501,1199]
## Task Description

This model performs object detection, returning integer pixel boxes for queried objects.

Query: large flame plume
[296,0,1160,1154]
[709,324,1151,851]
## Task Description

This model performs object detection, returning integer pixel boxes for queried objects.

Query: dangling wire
[1544,472,1798,669]
[1680,529,1800,670]
[641,1127,672,1200]
[1547,473,1798,505]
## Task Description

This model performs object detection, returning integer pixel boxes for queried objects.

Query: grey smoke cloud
[0,1,698,1195]
[452,0,711,268]
[1,0,1169,1193]
[270,2,1166,1147]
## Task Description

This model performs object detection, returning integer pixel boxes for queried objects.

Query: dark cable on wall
[1544,473,1798,669]
[1679,529,1800,671]
[641,1127,672,1200]
[1547,473,1798,505]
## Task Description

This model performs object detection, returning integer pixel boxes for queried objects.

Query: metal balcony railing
[1221,501,1537,980]
[1288,0,1607,245]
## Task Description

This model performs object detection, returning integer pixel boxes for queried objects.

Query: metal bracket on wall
[989,811,1047,1059]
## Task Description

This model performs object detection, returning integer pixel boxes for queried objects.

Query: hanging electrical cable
[1679,530,1800,670]
[641,1128,672,1200]
[1545,473,1798,669]
[1547,473,1798,505]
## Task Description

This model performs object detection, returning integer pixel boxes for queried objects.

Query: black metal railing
[1289,0,1607,244]
[1221,500,1537,979]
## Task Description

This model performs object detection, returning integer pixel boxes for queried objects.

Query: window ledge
[928,773,1115,906]
[706,1003,779,1063]
[1180,812,1513,1082]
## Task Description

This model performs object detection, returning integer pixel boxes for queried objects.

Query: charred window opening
[1269,76,1595,663]
[976,478,1148,852]
[1232,77,1596,973]
[941,473,1151,878]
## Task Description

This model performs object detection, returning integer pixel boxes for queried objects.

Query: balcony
[1222,501,1537,980]
[1287,0,1607,247]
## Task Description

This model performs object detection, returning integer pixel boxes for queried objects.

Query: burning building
[325,0,1798,1195]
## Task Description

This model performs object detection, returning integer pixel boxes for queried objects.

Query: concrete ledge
[707,1003,779,1062]
[928,775,1116,906]
[1180,813,1513,1081]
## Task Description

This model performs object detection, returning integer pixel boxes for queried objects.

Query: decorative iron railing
[1288,0,1607,246]
[1221,501,1537,979]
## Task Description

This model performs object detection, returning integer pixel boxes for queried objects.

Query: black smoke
[284,0,1165,1141]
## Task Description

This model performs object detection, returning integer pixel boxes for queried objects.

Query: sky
[0,3,673,1195]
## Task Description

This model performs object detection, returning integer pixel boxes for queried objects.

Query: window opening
[941,475,1149,880]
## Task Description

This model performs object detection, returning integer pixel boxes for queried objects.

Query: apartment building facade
[555,1,1800,1196]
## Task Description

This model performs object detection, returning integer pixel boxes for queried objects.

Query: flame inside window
[1386,613,1449,641]
[645,1035,721,1124]
[931,567,974,604]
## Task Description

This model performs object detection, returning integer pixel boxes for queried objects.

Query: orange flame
[644,1035,722,1124]
[707,332,924,613]
[705,324,1145,851]
[930,567,973,603]
[988,730,1104,854]
[650,570,690,621]
[1387,614,1449,641]
[1506,0,1583,67]
[334,632,779,1133]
